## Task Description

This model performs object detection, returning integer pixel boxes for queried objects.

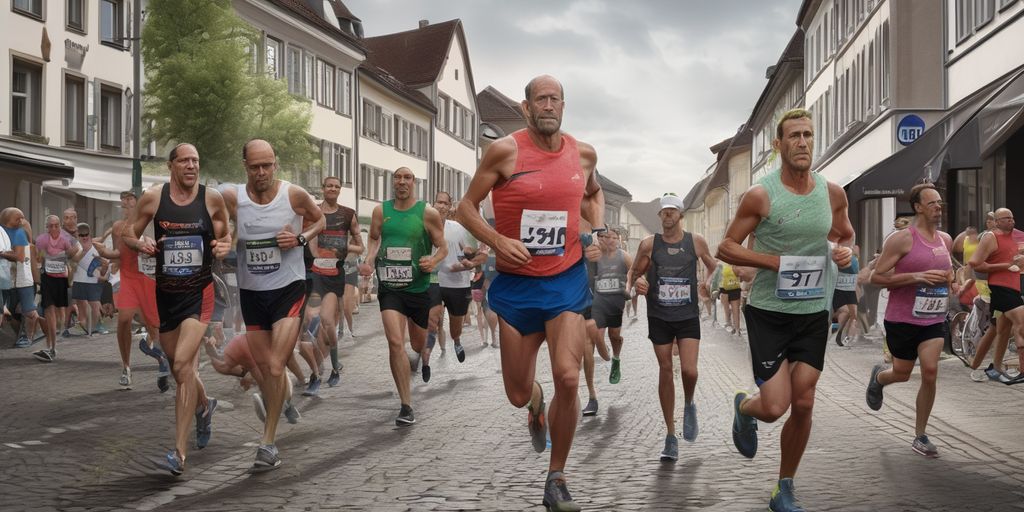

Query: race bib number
[595,277,622,294]
[163,236,203,277]
[44,259,66,275]
[386,247,412,261]
[835,272,857,292]
[137,254,156,276]
[520,209,568,256]
[382,265,413,283]
[776,256,826,300]
[657,277,691,306]
[913,286,949,319]
[313,257,339,271]
[245,238,281,275]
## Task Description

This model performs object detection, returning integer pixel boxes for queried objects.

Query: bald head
[1,207,23,227]
[242,139,275,160]
[524,75,564,102]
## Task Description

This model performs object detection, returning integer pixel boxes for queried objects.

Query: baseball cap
[660,193,684,211]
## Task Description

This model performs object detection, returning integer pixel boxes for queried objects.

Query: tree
[142,0,315,183]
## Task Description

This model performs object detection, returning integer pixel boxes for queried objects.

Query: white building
[2,0,143,231]
[748,31,805,184]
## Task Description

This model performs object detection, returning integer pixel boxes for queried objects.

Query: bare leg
[544,311,586,473]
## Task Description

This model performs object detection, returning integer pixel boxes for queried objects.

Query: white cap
[660,194,684,211]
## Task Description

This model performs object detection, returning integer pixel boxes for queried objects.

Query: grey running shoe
[195,398,217,449]
[660,434,679,461]
[769,478,805,512]
[682,402,698,442]
[454,342,466,363]
[912,434,939,457]
[866,364,885,411]
[731,391,757,458]
[253,393,267,423]
[156,450,184,476]
[284,401,301,424]
[581,398,598,417]
[119,368,132,389]
[32,349,53,363]
[252,444,282,472]
[528,385,547,453]
[542,473,581,512]
[327,369,340,387]
[15,336,30,348]
[396,404,415,426]
[302,375,321,397]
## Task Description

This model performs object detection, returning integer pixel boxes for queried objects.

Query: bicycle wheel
[949,311,968,358]
[961,308,980,361]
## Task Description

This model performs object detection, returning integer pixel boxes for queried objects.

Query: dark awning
[846,65,1024,206]
[0,151,75,180]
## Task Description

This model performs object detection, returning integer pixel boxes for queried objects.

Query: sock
[547,470,563,481]
[330,345,340,372]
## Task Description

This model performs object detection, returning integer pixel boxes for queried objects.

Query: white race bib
[520,209,568,256]
[137,254,156,276]
[44,259,66,275]
[382,265,413,283]
[657,277,691,306]
[313,257,339,271]
[835,272,857,292]
[163,236,203,276]
[595,277,621,294]
[245,238,281,275]
[776,255,826,300]
[386,247,412,261]
[912,286,949,319]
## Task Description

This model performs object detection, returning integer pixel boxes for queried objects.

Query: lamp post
[131,0,142,196]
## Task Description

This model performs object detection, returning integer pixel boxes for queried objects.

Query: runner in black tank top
[126,143,231,476]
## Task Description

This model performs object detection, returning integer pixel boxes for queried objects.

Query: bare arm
[693,233,718,289]
[358,206,384,276]
[717,186,779,271]
[124,185,161,255]
[92,220,122,260]
[628,236,654,295]
[418,205,448,274]
[346,215,364,256]
[579,144,605,230]
[869,229,948,287]
[970,232,1020,273]
[283,186,325,249]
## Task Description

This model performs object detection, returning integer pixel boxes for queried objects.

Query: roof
[363,19,466,88]
[598,172,632,200]
[795,0,825,28]
[359,63,436,112]
[623,198,663,234]
[746,29,804,129]
[327,0,359,22]
[477,86,524,123]
[267,0,364,48]
[682,174,712,212]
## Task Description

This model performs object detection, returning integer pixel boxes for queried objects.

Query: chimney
[418,19,429,28]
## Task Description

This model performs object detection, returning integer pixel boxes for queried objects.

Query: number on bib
[835,272,857,292]
[657,277,691,306]
[245,238,281,275]
[382,265,413,283]
[595,277,622,294]
[44,259,66,275]
[776,256,826,300]
[163,236,204,277]
[912,286,949,319]
[520,209,568,256]
[138,254,156,276]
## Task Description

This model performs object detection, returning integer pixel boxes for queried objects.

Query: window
[287,46,302,94]
[265,36,282,79]
[436,94,450,130]
[13,0,43,19]
[957,0,974,42]
[100,85,123,151]
[100,0,124,46]
[336,69,352,116]
[245,40,258,74]
[317,59,335,109]
[974,0,995,29]
[394,117,429,159]
[67,0,85,31]
[304,53,315,100]
[322,141,352,185]
[880,20,890,105]
[361,100,393,145]
[65,74,86,146]
[11,59,43,136]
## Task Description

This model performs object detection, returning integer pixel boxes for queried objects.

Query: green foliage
[142,0,315,182]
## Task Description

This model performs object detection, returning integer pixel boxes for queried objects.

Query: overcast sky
[347,0,804,203]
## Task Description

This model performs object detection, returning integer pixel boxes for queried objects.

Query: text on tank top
[154,184,214,293]
[885,226,952,325]
[492,129,585,276]
[235,181,305,291]
[646,233,699,322]
[594,250,628,295]
[376,200,432,293]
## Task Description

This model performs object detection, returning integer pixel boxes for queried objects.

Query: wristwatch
[296,234,308,247]
[592,226,607,234]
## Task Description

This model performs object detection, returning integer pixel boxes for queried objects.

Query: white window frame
[13,0,43,19]
[974,0,995,29]
[64,72,87,147]
[99,83,123,151]
[265,35,283,79]
[287,45,303,94]
[67,0,86,32]
[100,0,125,48]
[316,58,335,109]
[11,58,43,137]
[336,69,352,116]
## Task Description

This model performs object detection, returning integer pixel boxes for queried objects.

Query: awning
[0,150,74,180]
[846,65,1024,206]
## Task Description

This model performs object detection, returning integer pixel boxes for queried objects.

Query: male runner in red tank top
[457,75,604,512]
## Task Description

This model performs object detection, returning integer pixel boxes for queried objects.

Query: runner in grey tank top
[629,193,717,462]
[591,229,632,386]
[715,110,854,511]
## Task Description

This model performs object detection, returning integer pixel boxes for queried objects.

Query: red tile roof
[363,19,461,88]
[266,0,363,48]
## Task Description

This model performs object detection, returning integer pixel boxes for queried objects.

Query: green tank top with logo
[377,200,432,293]
[748,169,837,314]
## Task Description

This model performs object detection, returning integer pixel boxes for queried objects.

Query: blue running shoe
[195,398,217,449]
[156,450,184,476]
[157,374,170,393]
[139,338,165,359]
[732,391,757,458]
[327,369,340,387]
[302,375,321,397]
[157,355,170,376]
[682,402,698,442]
[769,478,805,512]
[660,434,679,461]
[15,336,30,348]
[284,401,301,424]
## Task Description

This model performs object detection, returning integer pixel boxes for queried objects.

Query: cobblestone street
[2,301,1024,511]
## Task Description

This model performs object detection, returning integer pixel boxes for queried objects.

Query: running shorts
[743,305,829,385]
[488,258,591,336]
[721,288,741,302]
[40,275,69,308]
[115,276,159,327]
[240,280,307,332]
[313,273,347,298]
[441,286,472,316]
[883,320,945,361]
[378,286,431,329]
[157,281,215,333]
[71,282,102,301]
[832,290,858,310]
[427,283,442,308]
[990,284,1023,314]
[648,316,700,344]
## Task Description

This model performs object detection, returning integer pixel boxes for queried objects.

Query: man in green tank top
[717,109,854,512]
[359,167,447,427]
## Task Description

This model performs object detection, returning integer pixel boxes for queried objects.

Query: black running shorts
[440,286,472,316]
[743,305,829,385]
[379,286,431,329]
[648,316,701,345]
[990,285,1024,314]
[883,321,945,361]
[240,280,307,331]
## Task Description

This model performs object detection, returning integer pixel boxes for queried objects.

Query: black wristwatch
[296,234,308,247]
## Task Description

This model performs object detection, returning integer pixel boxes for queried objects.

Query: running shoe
[542,473,581,512]
[731,391,757,458]
[396,404,415,426]
[609,357,621,384]
[997,371,1024,384]
[252,393,267,423]
[252,444,282,472]
[157,373,170,393]
[283,401,301,424]
[682,402,698,442]
[157,355,170,376]
[327,369,340,387]
[768,478,805,512]
[195,398,217,449]
[581,398,598,417]
[985,364,1003,381]
[454,343,466,363]
[119,368,132,389]
[32,349,53,363]
[911,434,939,457]
[139,338,165,359]
[156,450,184,476]
[422,364,431,383]
[724,325,735,334]
[61,328,71,338]
[528,385,547,453]
[969,369,987,382]
[15,336,30,348]
[866,364,885,411]
[93,324,110,335]
[660,434,679,461]
[302,375,321,397]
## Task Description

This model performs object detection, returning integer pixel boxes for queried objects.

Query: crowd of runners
[2,74,1023,512]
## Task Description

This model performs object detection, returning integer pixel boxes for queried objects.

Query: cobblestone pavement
[2,301,1024,511]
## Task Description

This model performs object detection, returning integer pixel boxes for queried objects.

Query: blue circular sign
[897,114,926,146]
